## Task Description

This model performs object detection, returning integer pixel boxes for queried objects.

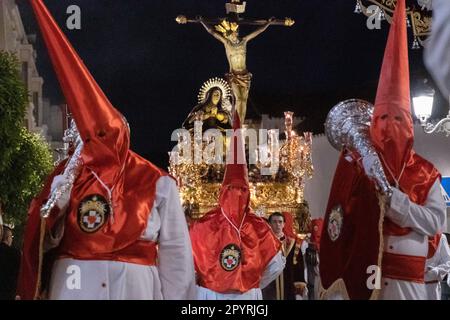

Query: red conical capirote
[221,112,249,188]
[218,112,250,225]
[30,0,129,185]
[370,0,414,178]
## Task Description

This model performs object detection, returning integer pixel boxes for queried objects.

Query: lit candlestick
[194,119,203,165]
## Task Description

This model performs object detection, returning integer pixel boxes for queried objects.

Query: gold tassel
[34,218,47,300]
[293,239,301,265]
[319,278,350,300]
[275,276,281,300]
[371,192,387,300]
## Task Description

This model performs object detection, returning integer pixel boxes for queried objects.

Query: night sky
[17,0,447,168]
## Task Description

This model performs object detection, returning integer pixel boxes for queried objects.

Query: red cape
[190,208,281,293]
[319,153,383,300]
[17,159,68,300]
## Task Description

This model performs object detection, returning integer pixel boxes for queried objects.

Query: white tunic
[425,234,450,300]
[424,0,450,100]
[196,251,285,300]
[48,176,197,300]
[379,180,446,300]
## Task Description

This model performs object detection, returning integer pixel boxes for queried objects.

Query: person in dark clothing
[0,225,21,300]
[262,212,307,300]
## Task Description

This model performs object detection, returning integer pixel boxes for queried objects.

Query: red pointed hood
[218,112,250,225]
[221,112,249,187]
[370,0,414,179]
[30,0,129,185]
[189,112,281,294]
[22,2,166,300]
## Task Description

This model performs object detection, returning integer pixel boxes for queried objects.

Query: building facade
[0,0,64,155]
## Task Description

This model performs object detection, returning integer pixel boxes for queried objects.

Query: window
[33,92,39,125]
[21,62,28,90]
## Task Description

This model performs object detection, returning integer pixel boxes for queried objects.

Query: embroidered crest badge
[220,244,242,271]
[327,205,344,241]
[78,194,110,233]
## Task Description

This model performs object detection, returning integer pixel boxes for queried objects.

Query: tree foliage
[0,51,53,243]
[0,51,28,173]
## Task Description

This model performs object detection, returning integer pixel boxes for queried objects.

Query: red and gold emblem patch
[327,205,344,242]
[220,244,242,272]
[78,194,110,233]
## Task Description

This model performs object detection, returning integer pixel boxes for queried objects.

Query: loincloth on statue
[225,71,252,89]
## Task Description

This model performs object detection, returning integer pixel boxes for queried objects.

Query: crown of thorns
[215,20,239,35]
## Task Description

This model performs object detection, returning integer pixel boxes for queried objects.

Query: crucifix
[176,0,295,121]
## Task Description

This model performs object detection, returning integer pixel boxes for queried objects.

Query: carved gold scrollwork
[359,0,431,47]
[169,113,314,234]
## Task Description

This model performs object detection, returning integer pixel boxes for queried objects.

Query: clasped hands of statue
[192,108,228,125]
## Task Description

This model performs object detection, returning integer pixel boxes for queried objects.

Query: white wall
[304,124,450,231]
[304,134,339,219]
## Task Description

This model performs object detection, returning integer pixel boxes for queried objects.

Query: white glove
[50,174,72,210]
[361,154,393,198]
[417,0,432,10]
[425,267,440,282]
